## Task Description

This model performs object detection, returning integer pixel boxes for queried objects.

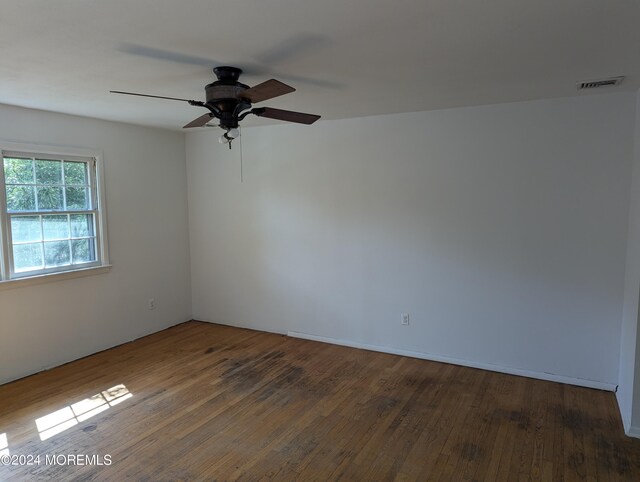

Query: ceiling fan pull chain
[240,128,244,183]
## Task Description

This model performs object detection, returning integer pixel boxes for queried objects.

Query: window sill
[0,265,111,291]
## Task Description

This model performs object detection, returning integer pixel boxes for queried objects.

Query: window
[0,146,108,281]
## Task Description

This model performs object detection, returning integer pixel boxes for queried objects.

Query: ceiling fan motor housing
[205,66,251,128]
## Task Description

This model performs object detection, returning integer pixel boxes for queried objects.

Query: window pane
[44,241,71,267]
[4,158,34,184]
[72,238,95,264]
[14,243,43,272]
[70,214,94,237]
[3,153,101,278]
[43,215,69,240]
[64,161,87,185]
[11,215,42,243]
[6,185,36,211]
[35,160,62,185]
[37,186,64,210]
[65,187,89,210]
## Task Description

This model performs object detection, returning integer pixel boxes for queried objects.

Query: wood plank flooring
[1,321,640,481]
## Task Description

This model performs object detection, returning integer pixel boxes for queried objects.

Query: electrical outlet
[401,313,410,325]
[148,298,156,310]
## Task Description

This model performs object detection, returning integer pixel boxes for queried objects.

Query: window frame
[0,142,110,284]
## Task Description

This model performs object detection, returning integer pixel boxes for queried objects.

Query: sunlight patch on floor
[0,432,8,456]
[35,384,132,441]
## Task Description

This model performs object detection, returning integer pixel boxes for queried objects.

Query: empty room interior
[3,0,640,480]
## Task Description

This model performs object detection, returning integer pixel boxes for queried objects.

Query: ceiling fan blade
[274,73,344,90]
[241,79,295,103]
[254,107,320,125]
[117,43,266,77]
[254,34,330,65]
[183,113,214,128]
[118,43,215,67]
[110,91,195,102]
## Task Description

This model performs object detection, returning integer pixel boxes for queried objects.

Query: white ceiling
[1,0,639,130]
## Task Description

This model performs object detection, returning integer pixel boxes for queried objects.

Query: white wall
[618,90,640,433]
[0,104,191,384]
[187,93,635,388]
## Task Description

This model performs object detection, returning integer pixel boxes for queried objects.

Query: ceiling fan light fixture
[218,127,241,149]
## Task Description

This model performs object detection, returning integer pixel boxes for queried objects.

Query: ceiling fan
[111,66,321,148]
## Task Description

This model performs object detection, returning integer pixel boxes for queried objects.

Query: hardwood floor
[1,321,640,481]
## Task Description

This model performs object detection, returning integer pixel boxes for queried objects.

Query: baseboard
[615,391,632,434]
[287,330,617,392]
[194,317,288,335]
[1,317,192,387]
[627,426,640,439]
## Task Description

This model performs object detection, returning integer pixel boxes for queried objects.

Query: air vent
[577,76,624,90]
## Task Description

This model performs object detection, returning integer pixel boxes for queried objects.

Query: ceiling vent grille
[577,76,624,90]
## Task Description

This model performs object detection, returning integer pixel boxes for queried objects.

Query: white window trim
[0,141,110,287]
